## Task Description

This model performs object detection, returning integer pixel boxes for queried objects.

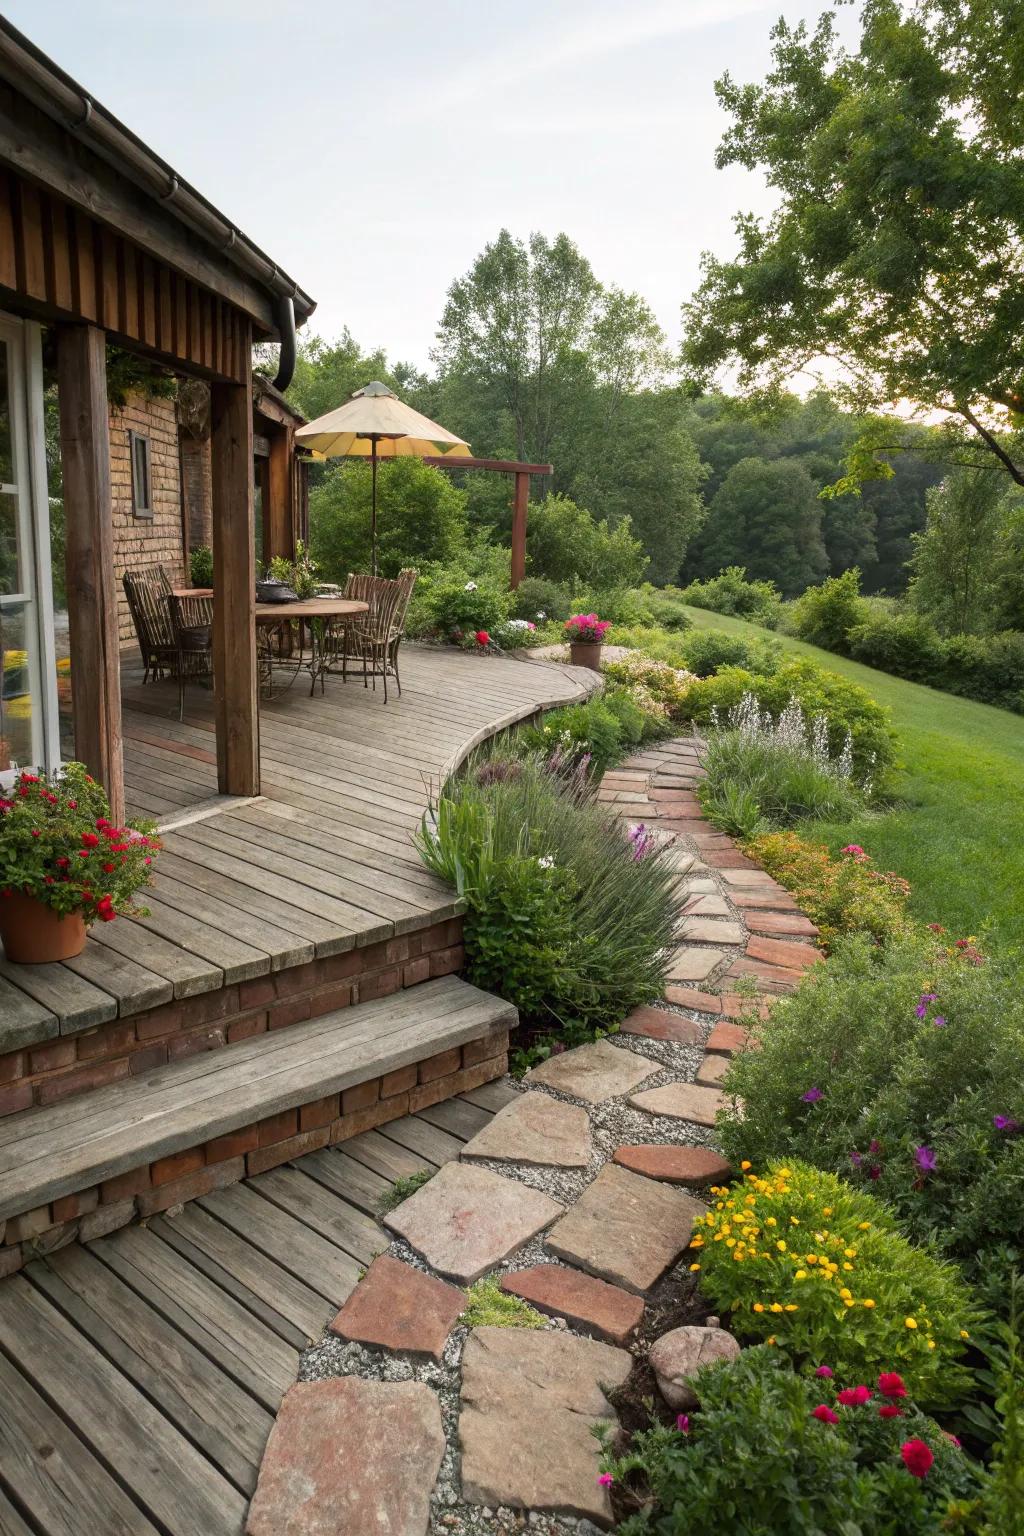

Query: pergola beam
[421,455,552,589]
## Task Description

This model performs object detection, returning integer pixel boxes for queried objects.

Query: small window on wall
[129,431,152,519]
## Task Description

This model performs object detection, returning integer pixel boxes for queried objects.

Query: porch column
[266,424,295,562]
[210,334,259,795]
[56,324,125,824]
[510,470,529,588]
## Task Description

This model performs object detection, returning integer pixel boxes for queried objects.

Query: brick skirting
[0,1026,509,1277]
[0,918,465,1118]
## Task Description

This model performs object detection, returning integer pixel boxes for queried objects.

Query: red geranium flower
[811,1405,839,1424]
[836,1386,872,1407]
[879,1404,903,1419]
[901,1439,934,1478]
[81,832,100,847]
[474,631,490,646]
[878,1372,907,1399]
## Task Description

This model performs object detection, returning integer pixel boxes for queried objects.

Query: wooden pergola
[422,456,552,587]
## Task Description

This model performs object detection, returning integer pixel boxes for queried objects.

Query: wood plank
[200,1181,361,1304]
[248,1166,384,1266]
[0,957,116,1035]
[0,1348,160,1536]
[153,1205,328,1344]
[0,1487,34,1536]
[0,1275,246,1536]
[460,1079,520,1113]
[63,939,172,1017]
[380,1115,465,1167]
[211,350,258,796]
[93,1226,297,1409]
[87,915,223,998]
[298,1147,393,1218]
[340,1126,439,1182]
[57,324,124,822]
[416,1096,491,1141]
[0,975,58,1052]
[149,869,314,972]
[132,896,270,983]
[30,1249,271,1494]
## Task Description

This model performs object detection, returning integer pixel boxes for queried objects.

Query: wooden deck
[0,644,598,1042]
[0,1078,518,1536]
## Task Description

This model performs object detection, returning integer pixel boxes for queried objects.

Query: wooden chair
[122,570,176,684]
[388,568,418,696]
[344,575,406,703]
[168,592,214,721]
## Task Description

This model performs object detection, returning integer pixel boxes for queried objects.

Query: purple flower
[801,1087,824,1103]
[914,1145,937,1173]
[933,1017,946,1028]
[915,1004,927,1018]
[868,1140,883,1156]
[676,1413,691,1433]
[994,1114,1020,1134]
[849,1150,863,1169]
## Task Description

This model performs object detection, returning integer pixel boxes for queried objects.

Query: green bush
[511,576,572,623]
[718,930,1024,1317]
[420,574,512,639]
[699,731,867,836]
[693,1162,978,1405]
[942,631,1024,712]
[519,685,668,775]
[526,492,647,589]
[189,545,213,587]
[309,457,468,579]
[641,585,694,631]
[604,1346,984,1536]
[680,566,782,627]
[790,570,869,653]
[746,831,910,948]
[416,754,678,1031]
[847,612,946,682]
[674,627,783,678]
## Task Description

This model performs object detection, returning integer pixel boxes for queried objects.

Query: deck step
[0,975,515,1228]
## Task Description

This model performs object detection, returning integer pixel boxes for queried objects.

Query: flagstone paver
[679,917,746,946]
[246,1377,444,1536]
[545,1163,705,1294]
[745,908,819,938]
[612,1144,732,1187]
[328,1255,464,1360]
[666,945,725,983]
[460,1090,592,1167]
[663,985,722,1013]
[500,1262,644,1345]
[731,887,802,911]
[459,1326,632,1523]
[746,934,822,969]
[683,894,731,917]
[630,1081,727,1126]
[706,1021,755,1055]
[382,1162,563,1285]
[619,1004,702,1045]
[525,1037,659,1104]
[695,1053,730,1087]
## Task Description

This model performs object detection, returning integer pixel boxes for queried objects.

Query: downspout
[272,295,297,392]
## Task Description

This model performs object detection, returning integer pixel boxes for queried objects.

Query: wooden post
[56,324,125,823]
[510,470,529,589]
[266,425,294,562]
[210,331,259,796]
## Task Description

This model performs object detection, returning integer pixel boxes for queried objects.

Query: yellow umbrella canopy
[295,381,471,573]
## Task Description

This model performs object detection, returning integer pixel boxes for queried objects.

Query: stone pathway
[246,734,820,1536]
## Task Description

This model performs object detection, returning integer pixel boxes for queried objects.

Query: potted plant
[564,612,611,669]
[0,763,160,963]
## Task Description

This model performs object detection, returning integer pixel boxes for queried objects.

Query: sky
[9,0,855,373]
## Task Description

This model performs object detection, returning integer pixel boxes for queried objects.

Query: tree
[908,466,1021,633]
[525,493,647,590]
[308,458,468,582]
[697,457,829,597]
[683,0,1024,485]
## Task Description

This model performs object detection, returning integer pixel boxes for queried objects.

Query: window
[129,430,152,518]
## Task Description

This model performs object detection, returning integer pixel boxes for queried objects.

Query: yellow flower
[839,1288,852,1300]
[905,1318,918,1330]
[769,1302,784,1314]
[766,1217,777,1228]
[843,1298,855,1308]
[784,1303,798,1312]
[776,1240,787,1253]
[842,1263,853,1272]
[927,1340,936,1350]
[858,1222,871,1231]
[725,1237,736,1248]
[789,1216,800,1226]
[863,1299,876,1309]
[822,1206,833,1217]
[794,1270,807,1281]
[777,1168,791,1177]
[844,1248,856,1259]
[741,1160,751,1171]
[766,1335,777,1345]
[806,1255,818,1266]
[753,1303,765,1313]
[960,1330,970,1340]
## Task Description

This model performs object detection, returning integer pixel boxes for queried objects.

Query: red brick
[192,986,240,1024]
[385,936,411,966]
[0,1081,33,1117]
[331,1092,410,1143]
[134,1002,186,1040]
[429,946,463,979]
[727,958,804,993]
[29,1038,77,1074]
[136,1156,245,1217]
[77,1022,137,1061]
[151,1147,206,1186]
[52,1187,100,1223]
[358,939,389,971]
[129,1043,169,1075]
[442,918,464,946]
[745,909,819,939]
[745,935,822,970]
[341,1080,379,1114]
[461,1028,510,1068]
[205,1125,259,1162]
[357,967,401,1002]
[419,1047,461,1083]
[317,949,364,983]
[706,1021,755,1055]
[720,993,775,1022]
[258,1109,298,1146]
[408,1055,506,1113]
[300,1094,341,1131]
[401,957,431,987]
[37,1060,129,1105]
[380,1064,416,1098]
[228,1013,268,1043]
[0,1050,25,1084]
[246,1128,330,1175]
[101,1166,151,1202]
[167,1026,226,1061]
[662,986,722,1014]
[267,997,311,1031]
[702,848,760,870]
[237,975,278,1010]
[501,1264,643,1346]
[620,1006,701,1045]
[308,982,353,1017]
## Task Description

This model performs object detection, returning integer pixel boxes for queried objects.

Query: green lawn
[680,606,1024,954]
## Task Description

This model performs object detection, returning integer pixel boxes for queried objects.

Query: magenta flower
[994,1114,1020,1133]
[801,1087,824,1103]
[849,1150,863,1169]
[814,1366,834,1378]
[933,1016,946,1027]
[914,1145,937,1173]
[812,1404,840,1424]
[676,1414,690,1433]
[597,1473,614,1488]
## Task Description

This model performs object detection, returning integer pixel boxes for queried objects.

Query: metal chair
[388,568,418,696]
[168,592,214,721]
[122,570,177,684]
[344,575,406,703]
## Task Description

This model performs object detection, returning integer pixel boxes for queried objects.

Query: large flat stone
[630,1081,726,1126]
[745,934,822,969]
[461,1091,592,1167]
[382,1161,562,1284]
[612,1144,732,1187]
[619,1005,701,1045]
[545,1163,705,1295]
[679,918,745,946]
[745,908,818,937]
[329,1255,464,1360]
[459,1326,632,1524]
[666,946,725,982]
[246,1377,444,1536]
[695,1053,729,1087]
[525,1038,657,1104]
[500,1263,644,1345]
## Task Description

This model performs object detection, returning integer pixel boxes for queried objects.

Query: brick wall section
[180,433,213,549]
[110,390,186,646]
[0,1025,509,1277]
[0,918,465,1118]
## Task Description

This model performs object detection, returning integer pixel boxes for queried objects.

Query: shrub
[693,1162,978,1405]
[416,754,679,1032]
[309,457,468,579]
[717,930,1024,1317]
[790,570,869,653]
[699,731,866,837]
[847,611,946,681]
[413,573,513,641]
[602,652,699,716]
[189,545,214,587]
[604,1345,984,1536]
[746,832,911,947]
[641,585,693,631]
[511,576,572,624]
[675,627,783,678]
[942,630,1024,713]
[519,685,668,776]
[680,566,782,627]
[526,492,647,589]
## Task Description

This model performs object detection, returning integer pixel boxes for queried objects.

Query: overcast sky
[11,0,854,371]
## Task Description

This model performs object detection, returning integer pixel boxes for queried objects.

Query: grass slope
[681,606,1024,953]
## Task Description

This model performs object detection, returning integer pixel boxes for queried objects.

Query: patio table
[170,592,369,695]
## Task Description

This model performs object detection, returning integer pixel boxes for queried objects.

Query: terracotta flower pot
[0,890,87,963]
[569,639,604,670]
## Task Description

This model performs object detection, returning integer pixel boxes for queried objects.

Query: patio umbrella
[295,381,470,574]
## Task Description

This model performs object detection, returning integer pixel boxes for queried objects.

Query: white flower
[537,855,555,869]
[464,580,478,592]
[505,618,530,630]
[536,610,547,621]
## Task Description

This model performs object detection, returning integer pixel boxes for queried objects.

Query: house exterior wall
[109,390,186,646]
[180,433,213,550]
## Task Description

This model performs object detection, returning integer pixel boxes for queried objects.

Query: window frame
[129,429,153,519]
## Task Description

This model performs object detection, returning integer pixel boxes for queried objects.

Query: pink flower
[814,1366,834,1378]
[900,1439,934,1478]
[944,1432,962,1448]
[879,1404,903,1419]
[836,1386,872,1407]
[597,1473,614,1488]
[877,1372,907,1399]
[812,1405,839,1424]
[676,1414,690,1433]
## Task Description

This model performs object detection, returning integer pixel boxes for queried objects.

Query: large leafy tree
[683,0,1024,484]
[697,457,829,596]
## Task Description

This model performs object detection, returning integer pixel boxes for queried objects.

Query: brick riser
[0,1026,509,1278]
[0,918,465,1118]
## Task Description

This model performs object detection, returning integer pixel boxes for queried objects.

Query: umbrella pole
[371,436,378,577]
